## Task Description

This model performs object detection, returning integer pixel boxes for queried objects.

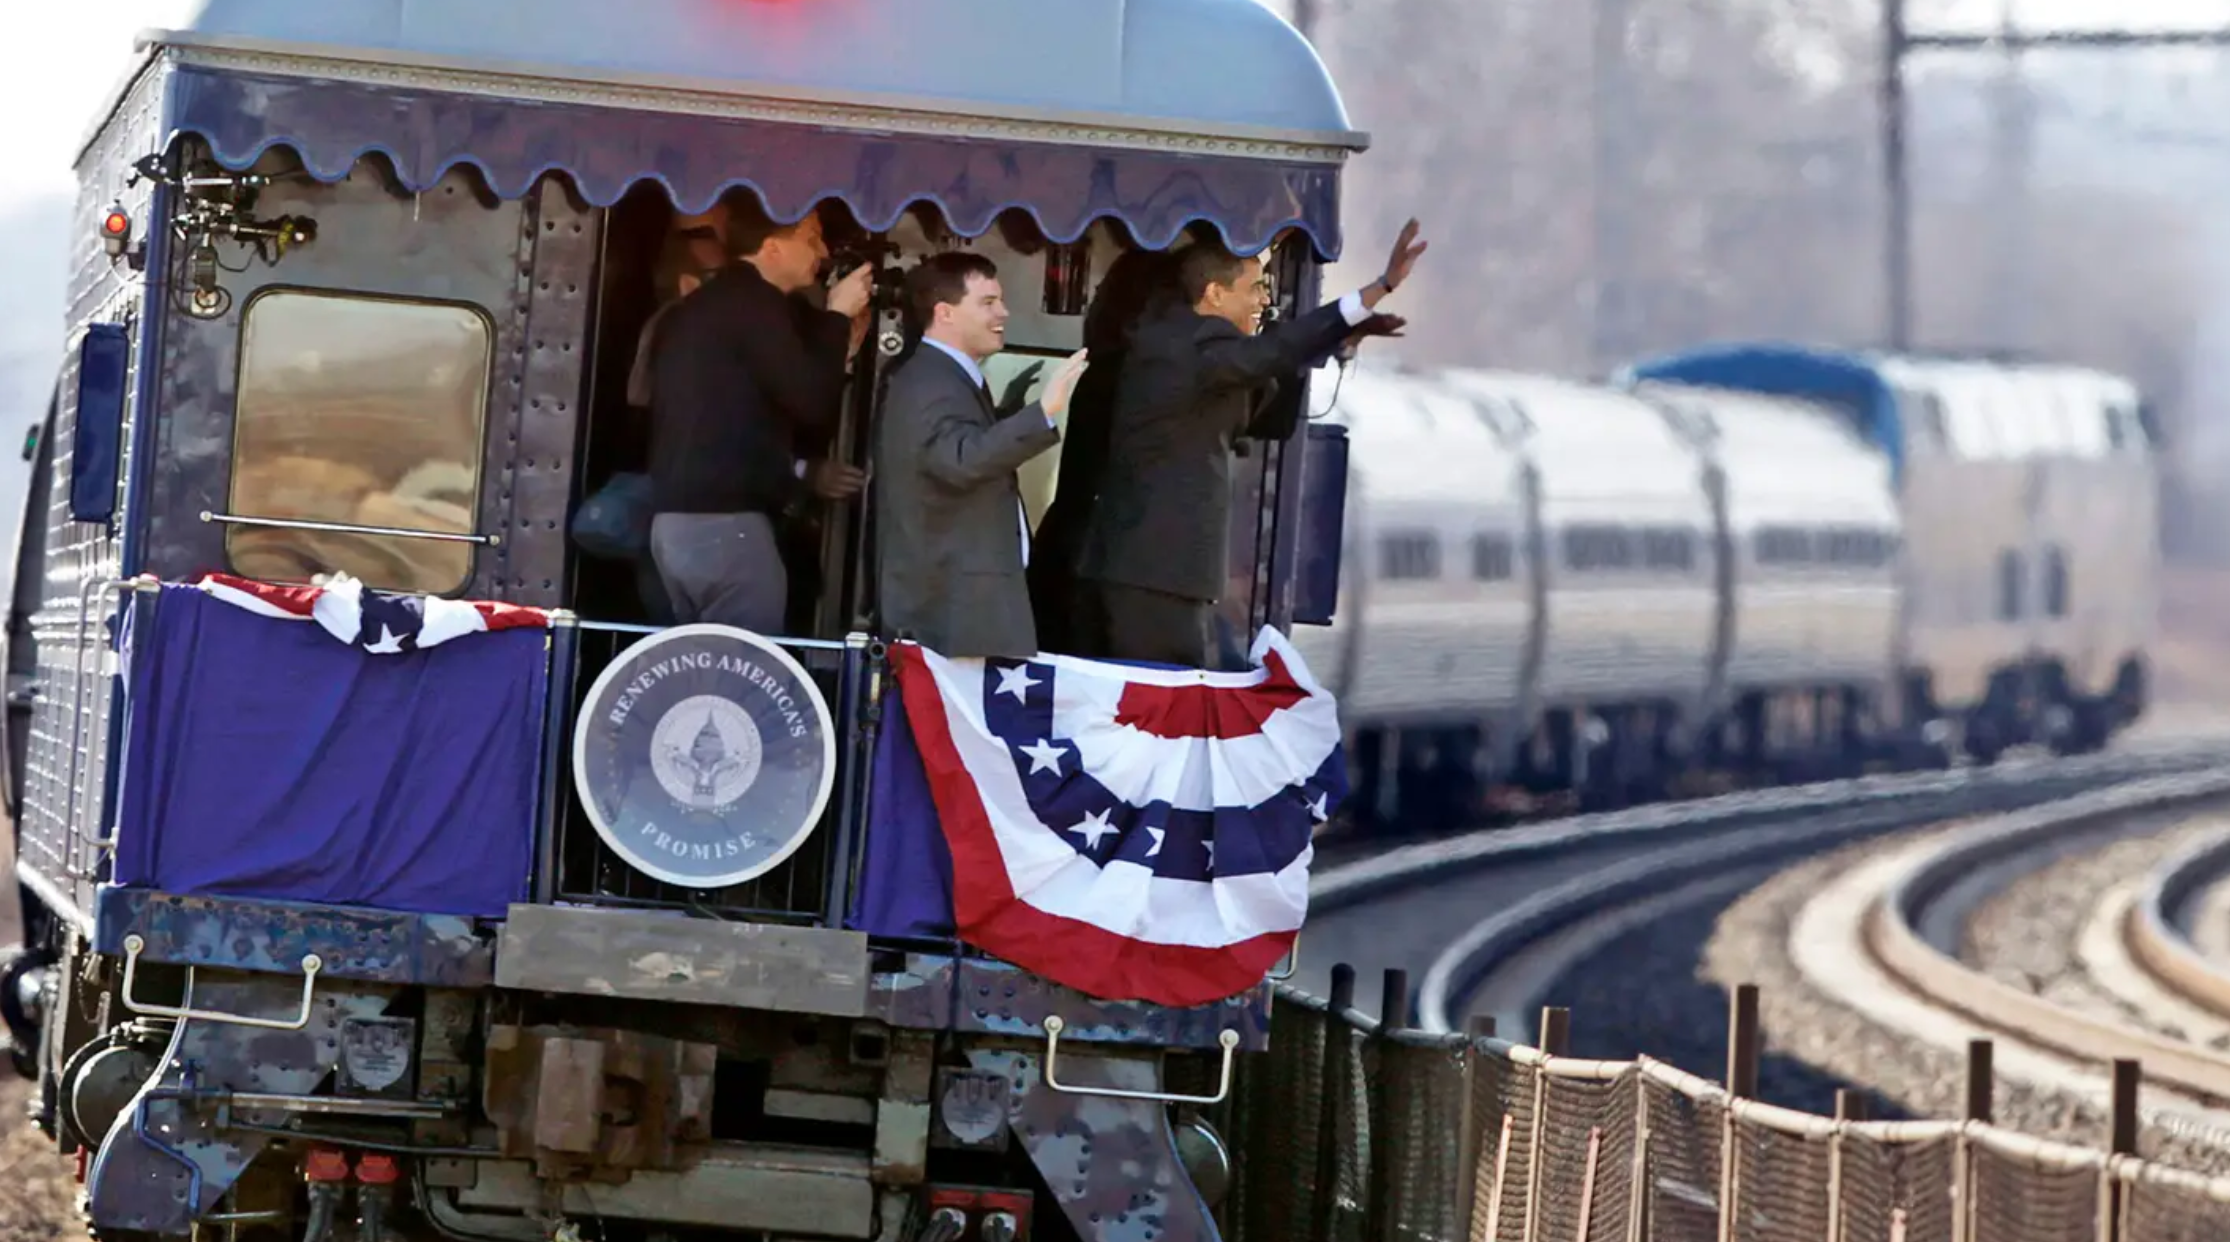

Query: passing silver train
[1293,343,2159,827]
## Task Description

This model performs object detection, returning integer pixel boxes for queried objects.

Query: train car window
[1909,391,1948,448]
[1640,526,1694,572]
[1378,531,1441,580]
[1753,526,1810,565]
[1471,532,1515,581]
[2135,399,2163,449]
[227,290,494,595]
[2043,545,2069,617]
[1997,549,2022,621]
[1815,526,1893,568]
[1562,524,1633,572]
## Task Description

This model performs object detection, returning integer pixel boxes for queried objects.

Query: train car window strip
[1562,524,1701,574]
[1751,525,1896,569]
[1376,532,1440,581]
[1560,524,1632,573]
[1470,533,1515,582]
[224,288,497,597]
[1639,526,1693,572]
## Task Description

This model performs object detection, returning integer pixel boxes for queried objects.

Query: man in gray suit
[875,253,1089,660]
[1077,221,1428,667]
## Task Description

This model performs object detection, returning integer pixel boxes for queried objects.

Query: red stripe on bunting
[890,644,1292,1008]
[195,572,552,630]
[1111,648,1310,740]
[196,573,322,616]
[469,599,557,631]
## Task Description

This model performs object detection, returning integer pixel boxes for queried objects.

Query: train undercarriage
[1342,657,2149,835]
[0,895,1242,1242]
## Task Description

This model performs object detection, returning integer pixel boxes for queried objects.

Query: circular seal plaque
[571,624,837,889]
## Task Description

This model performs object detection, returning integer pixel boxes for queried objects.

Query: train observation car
[0,2,1369,1239]
[1629,344,2157,763]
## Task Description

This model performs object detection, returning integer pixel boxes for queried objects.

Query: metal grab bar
[1267,930,1301,981]
[61,577,142,881]
[1040,1017,1240,1105]
[120,934,323,1030]
[199,510,502,547]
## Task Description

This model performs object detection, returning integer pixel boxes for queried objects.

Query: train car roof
[1614,341,2148,478]
[97,0,1364,259]
[138,0,1363,148]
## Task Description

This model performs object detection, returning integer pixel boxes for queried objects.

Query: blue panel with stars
[978,659,1335,881]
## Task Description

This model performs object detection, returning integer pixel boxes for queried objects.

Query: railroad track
[1777,768,2230,1163]
[1297,735,2230,1034]
[2126,829,2230,1034]
[1268,732,2230,1239]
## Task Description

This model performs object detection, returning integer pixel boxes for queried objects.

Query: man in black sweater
[645,205,873,634]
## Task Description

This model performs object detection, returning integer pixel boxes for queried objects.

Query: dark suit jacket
[1077,301,1357,603]
[874,346,1061,660]
[647,262,851,517]
[1024,351,1123,650]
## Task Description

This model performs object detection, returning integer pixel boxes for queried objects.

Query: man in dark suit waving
[875,253,1089,660]
[1077,221,1429,667]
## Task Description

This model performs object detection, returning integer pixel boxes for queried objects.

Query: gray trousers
[649,512,787,634]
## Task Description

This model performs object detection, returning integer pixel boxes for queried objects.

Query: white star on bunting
[1017,738,1066,776]
[995,664,1040,703]
[1069,808,1117,850]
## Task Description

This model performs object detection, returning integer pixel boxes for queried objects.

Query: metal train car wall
[0,2,1372,1240]
[1296,347,2160,828]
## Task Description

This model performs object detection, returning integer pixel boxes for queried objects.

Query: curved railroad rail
[1861,771,2230,1115]
[1305,738,2230,1039]
[2127,830,2230,1023]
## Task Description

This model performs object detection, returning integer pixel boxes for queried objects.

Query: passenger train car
[0,2,1368,1240]
[1300,344,2158,827]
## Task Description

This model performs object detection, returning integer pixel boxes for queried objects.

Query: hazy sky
[0,0,2219,208]
[0,6,2205,192]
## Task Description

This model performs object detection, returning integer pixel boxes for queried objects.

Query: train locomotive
[0,2,1370,1239]
[1299,346,2160,828]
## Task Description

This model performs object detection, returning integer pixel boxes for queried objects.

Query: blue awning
[162,64,1347,259]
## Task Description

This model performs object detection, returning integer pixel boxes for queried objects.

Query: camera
[828,243,909,314]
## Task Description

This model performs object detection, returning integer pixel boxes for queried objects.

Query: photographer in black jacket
[645,203,874,633]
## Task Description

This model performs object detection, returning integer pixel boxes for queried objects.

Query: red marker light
[99,205,133,262]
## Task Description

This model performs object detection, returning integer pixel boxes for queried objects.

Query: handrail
[200,510,501,547]
[60,576,142,884]
[1041,1017,1239,1105]
[120,934,323,1031]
